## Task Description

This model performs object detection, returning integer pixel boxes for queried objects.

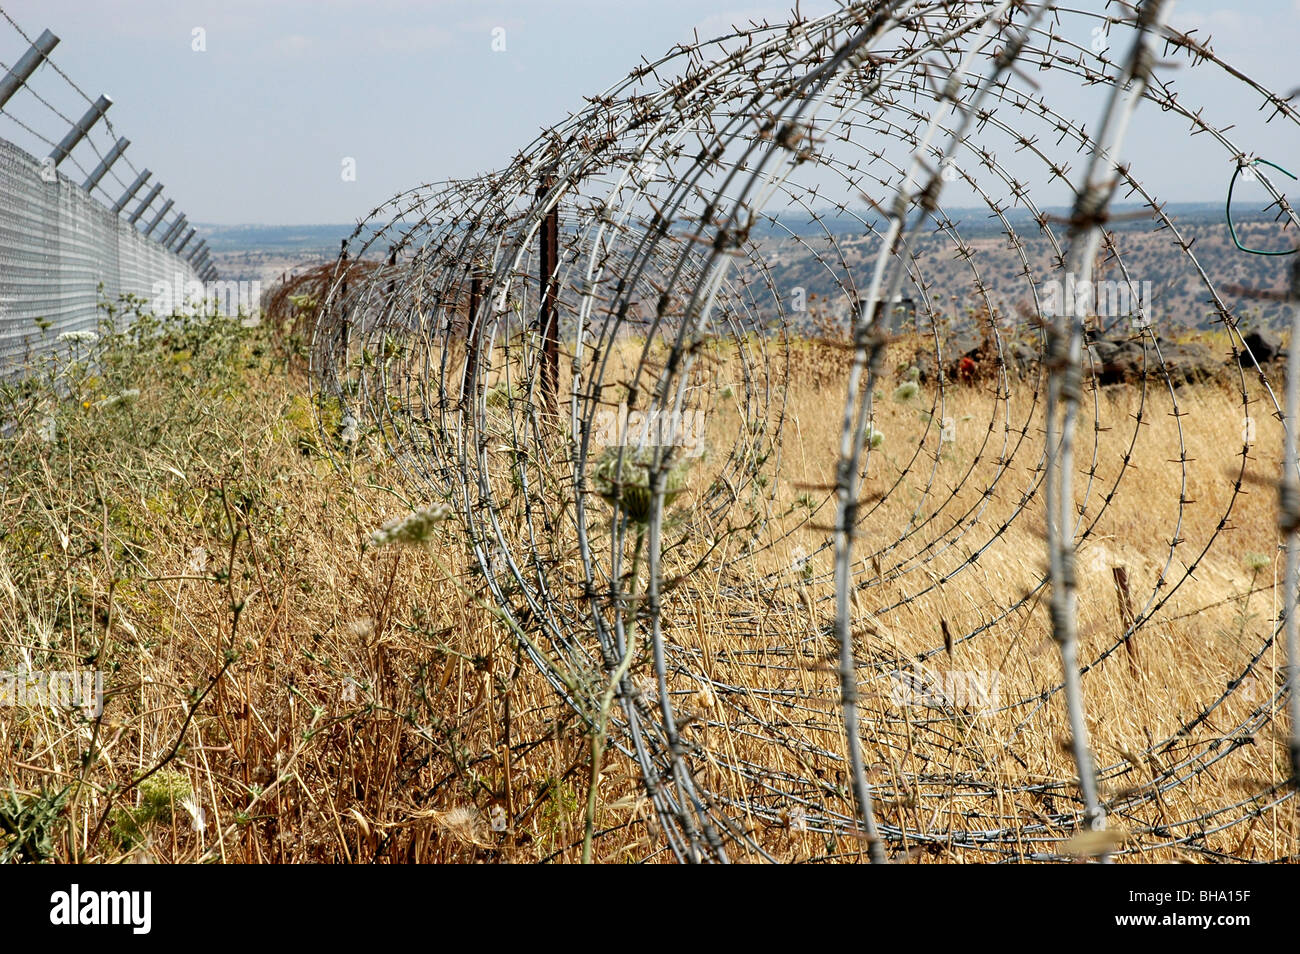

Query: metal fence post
[537,176,560,411]
[48,94,112,169]
[82,135,129,192]
[339,239,350,355]
[172,223,192,253]
[161,214,187,248]
[174,227,196,255]
[128,181,163,225]
[144,198,174,237]
[0,28,58,110]
[112,168,150,214]
[462,267,483,405]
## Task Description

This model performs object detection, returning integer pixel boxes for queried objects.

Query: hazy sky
[0,0,1296,224]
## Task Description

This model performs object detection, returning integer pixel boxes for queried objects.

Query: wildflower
[866,425,884,449]
[778,807,808,832]
[367,504,451,548]
[489,804,508,833]
[57,330,98,345]
[1244,552,1271,572]
[339,413,359,444]
[892,380,919,402]
[632,674,661,704]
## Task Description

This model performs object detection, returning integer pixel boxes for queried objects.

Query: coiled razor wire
[308,0,1300,862]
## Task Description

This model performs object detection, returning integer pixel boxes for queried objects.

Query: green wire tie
[1226,156,1298,256]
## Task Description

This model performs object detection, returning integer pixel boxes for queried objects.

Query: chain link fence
[0,136,201,371]
[1,11,212,374]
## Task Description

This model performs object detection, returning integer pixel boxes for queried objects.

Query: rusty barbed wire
[307,1,1300,862]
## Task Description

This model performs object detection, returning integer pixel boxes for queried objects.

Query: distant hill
[193,202,1296,335]
[189,224,365,286]
[194,223,363,253]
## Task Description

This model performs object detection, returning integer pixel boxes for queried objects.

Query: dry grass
[0,302,1294,863]
[0,301,604,863]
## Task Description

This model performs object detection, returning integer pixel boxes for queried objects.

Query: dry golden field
[1,303,1295,863]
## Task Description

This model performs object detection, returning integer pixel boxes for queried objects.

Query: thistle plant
[581,443,694,861]
[589,445,689,525]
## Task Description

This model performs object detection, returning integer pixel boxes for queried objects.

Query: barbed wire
[307,0,1299,862]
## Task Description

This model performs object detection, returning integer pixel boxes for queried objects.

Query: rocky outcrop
[1238,329,1287,370]
[902,328,1284,387]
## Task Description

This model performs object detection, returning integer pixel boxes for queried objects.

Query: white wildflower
[339,413,359,445]
[633,674,660,704]
[367,504,451,548]
[489,804,507,832]
[1244,552,1271,572]
[56,330,98,345]
[181,795,206,833]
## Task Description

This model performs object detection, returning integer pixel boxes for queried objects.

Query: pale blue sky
[0,0,1296,224]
